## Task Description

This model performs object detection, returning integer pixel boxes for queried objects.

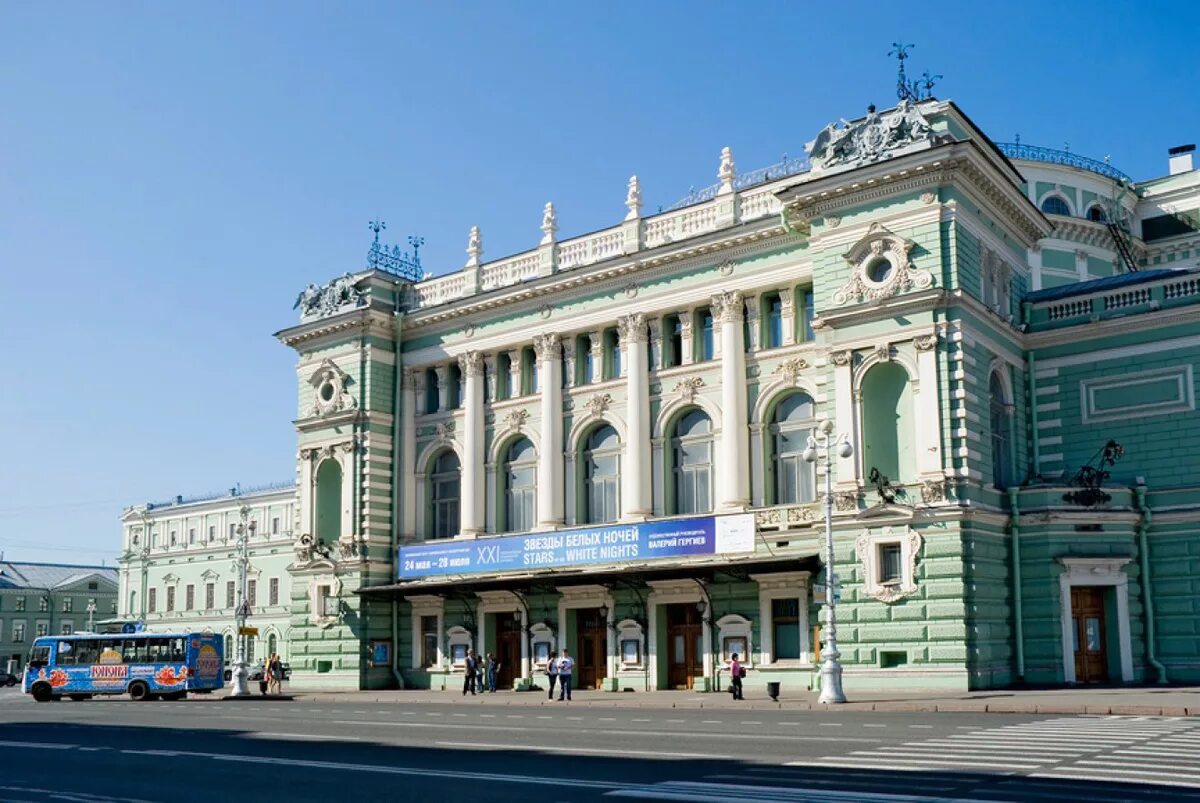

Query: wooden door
[666,603,703,689]
[1071,586,1108,684]
[576,608,608,690]
[495,612,522,689]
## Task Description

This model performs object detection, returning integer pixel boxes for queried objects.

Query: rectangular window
[226,581,235,608]
[207,525,215,542]
[165,586,175,613]
[603,327,621,379]
[36,622,47,637]
[581,337,594,384]
[185,585,195,611]
[61,622,73,635]
[15,597,25,612]
[879,543,903,585]
[424,367,439,411]
[663,314,683,367]
[697,308,714,361]
[13,622,26,643]
[169,530,177,546]
[271,517,280,536]
[248,580,257,607]
[62,598,72,613]
[188,528,196,545]
[800,288,815,342]
[205,583,215,611]
[771,598,801,660]
[319,585,338,617]
[228,523,236,540]
[269,578,279,606]
[522,346,538,395]
[420,615,438,668]
[39,597,49,613]
[765,293,783,349]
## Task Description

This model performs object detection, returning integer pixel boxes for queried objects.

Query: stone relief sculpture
[294,273,366,319]
[833,223,934,306]
[806,99,942,172]
[308,359,357,417]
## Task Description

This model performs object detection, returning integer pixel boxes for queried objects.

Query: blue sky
[2,1,1197,564]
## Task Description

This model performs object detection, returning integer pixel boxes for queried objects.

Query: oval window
[866,256,894,284]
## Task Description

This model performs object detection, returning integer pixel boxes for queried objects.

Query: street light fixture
[803,418,853,705]
[229,505,256,697]
[86,601,96,633]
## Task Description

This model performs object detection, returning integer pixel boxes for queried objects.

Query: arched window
[129,591,137,616]
[860,363,916,486]
[1040,195,1071,216]
[1086,204,1107,223]
[314,459,342,544]
[672,409,713,514]
[584,425,620,523]
[429,451,461,539]
[770,393,817,504]
[224,634,233,661]
[504,438,537,532]
[990,372,1012,489]
[267,632,278,658]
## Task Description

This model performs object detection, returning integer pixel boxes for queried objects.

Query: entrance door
[666,603,703,689]
[1071,586,1108,684]
[495,612,522,689]
[576,608,608,690]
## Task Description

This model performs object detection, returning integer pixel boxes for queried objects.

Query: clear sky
[2,1,1197,564]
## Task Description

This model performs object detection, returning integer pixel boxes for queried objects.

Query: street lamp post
[86,601,96,633]
[229,505,256,697]
[803,418,854,705]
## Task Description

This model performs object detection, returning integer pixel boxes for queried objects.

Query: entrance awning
[359,553,820,598]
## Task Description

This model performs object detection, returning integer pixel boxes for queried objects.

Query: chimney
[1169,144,1195,175]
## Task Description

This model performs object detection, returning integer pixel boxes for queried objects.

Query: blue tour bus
[24,631,225,702]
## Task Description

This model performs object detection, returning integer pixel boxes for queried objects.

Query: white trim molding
[751,571,813,666]
[1080,365,1195,424]
[1057,557,1134,684]
[855,526,922,604]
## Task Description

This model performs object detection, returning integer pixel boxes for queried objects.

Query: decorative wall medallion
[584,393,613,417]
[673,376,705,403]
[503,408,529,431]
[463,323,476,338]
[718,259,736,277]
[308,359,357,417]
[774,357,809,386]
[834,491,860,512]
[913,334,938,352]
[833,223,934,306]
[435,421,455,441]
[919,479,946,505]
[539,304,553,319]
[830,350,853,367]
[825,215,841,229]
[624,282,639,299]
[920,191,937,205]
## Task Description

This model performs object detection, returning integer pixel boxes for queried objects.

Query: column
[519,606,530,683]
[744,295,761,352]
[679,312,694,365]
[435,365,449,412]
[713,291,749,509]
[1029,245,1043,291]
[1074,248,1089,282]
[400,369,417,539]
[831,350,857,487]
[534,333,564,528]
[483,354,497,403]
[647,318,663,370]
[563,347,577,389]
[459,352,485,535]
[914,335,942,477]
[298,450,314,536]
[780,291,796,346]
[618,313,651,519]
[507,349,522,398]
[588,331,604,384]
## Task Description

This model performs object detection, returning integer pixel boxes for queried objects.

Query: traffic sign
[237,601,251,618]
[238,626,259,637]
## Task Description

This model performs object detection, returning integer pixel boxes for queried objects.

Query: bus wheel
[128,681,151,701]
[31,683,53,703]
[68,694,92,702]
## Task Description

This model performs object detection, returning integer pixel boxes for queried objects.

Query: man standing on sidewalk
[545,651,558,701]
[462,650,477,696]
[557,649,574,702]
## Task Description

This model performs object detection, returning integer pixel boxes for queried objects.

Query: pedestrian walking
[268,653,284,695]
[462,650,477,696]
[728,652,744,701]
[545,651,558,700]
[557,649,574,702]
[477,652,487,692]
[486,653,498,693]
[255,658,268,695]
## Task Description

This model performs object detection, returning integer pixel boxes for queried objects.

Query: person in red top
[728,653,744,700]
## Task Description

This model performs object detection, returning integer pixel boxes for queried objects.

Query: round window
[865,256,894,284]
[319,381,337,402]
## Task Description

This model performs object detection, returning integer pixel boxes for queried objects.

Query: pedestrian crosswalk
[788,715,1200,789]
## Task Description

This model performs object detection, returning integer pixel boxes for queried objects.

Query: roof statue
[294,272,366,320]
[805,99,942,173]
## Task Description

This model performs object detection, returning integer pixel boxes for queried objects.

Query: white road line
[331,719,525,732]
[536,716,553,720]
[818,723,842,727]
[599,717,617,722]
[252,732,364,742]
[740,721,762,726]
[863,724,886,728]
[632,718,652,722]
[435,740,712,760]
[506,715,524,719]
[702,720,723,725]
[1033,770,1200,789]
[0,741,76,750]
[667,719,686,723]
[606,781,976,803]
[909,725,932,729]
[849,750,1042,767]
[841,756,1035,771]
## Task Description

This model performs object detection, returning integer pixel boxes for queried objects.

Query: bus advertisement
[23,631,225,702]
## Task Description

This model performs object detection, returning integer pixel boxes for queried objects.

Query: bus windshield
[28,645,51,668]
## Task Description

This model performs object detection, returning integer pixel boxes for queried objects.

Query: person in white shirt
[557,649,575,701]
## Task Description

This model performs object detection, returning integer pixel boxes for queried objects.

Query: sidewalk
[260,685,1200,717]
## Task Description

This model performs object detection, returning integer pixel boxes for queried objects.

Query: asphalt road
[1,685,1198,802]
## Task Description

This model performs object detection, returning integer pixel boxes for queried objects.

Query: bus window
[56,640,76,665]
[170,638,186,663]
[74,640,98,665]
[28,645,50,668]
[123,639,148,664]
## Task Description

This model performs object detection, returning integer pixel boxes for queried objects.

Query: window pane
[880,544,903,583]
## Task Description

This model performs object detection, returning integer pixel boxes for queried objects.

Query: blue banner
[398,514,755,580]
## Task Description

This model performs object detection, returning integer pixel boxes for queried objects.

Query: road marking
[536,715,553,720]
[632,718,651,722]
[863,724,886,728]
[599,717,616,722]
[667,718,686,723]
[818,722,842,727]
[252,732,364,742]
[0,740,78,750]
[605,781,980,802]
[702,720,723,725]
[435,740,712,760]
[909,725,932,729]
[1033,770,1200,789]
[506,715,524,719]
[331,719,524,732]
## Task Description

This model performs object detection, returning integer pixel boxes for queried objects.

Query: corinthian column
[400,369,417,539]
[459,352,485,535]
[618,313,651,519]
[534,333,564,528]
[712,290,749,509]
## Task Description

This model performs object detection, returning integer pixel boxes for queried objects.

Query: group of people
[542,649,575,701]
[460,650,502,695]
[256,652,285,696]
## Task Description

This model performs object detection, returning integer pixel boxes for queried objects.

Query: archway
[860,362,915,486]
[315,458,342,545]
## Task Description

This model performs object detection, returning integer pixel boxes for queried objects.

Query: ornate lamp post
[86,600,96,633]
[803,419,854,704]
[229,505,256,697]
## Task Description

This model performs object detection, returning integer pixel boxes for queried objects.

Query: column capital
[400,368,415,390]
[457,351,484,377]
[617,313,648,345]
[711,290,745,324]
[533,333,561,361]
[830,350,853,367]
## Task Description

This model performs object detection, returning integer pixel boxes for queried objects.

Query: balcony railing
[1032,271,1200,327]
[996,142,1132,185]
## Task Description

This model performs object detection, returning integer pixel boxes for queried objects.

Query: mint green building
[1,562,118,675]
[271,98,1200,692]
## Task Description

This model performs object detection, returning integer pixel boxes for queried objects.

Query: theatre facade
[275,98,1200,692]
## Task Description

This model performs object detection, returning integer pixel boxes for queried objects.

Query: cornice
[402,220,794,334]
[1026,303,1200,350]
[276,308,396,350]
[1046,217,1147,261]
[814,288,946,330]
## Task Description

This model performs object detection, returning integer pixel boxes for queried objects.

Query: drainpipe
[390,300,407,690]
[1008,487,1025,683]
[1027,354,1041,479]
[1134,483,1168,684]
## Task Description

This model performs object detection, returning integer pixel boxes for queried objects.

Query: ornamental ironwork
[995,143,1132,185]
[868,466,905,505]
[366,219,425,282]
[1063,440,1124,507]
[665,154,809,211]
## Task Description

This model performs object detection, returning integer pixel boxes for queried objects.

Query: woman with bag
[728,653,744,701]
